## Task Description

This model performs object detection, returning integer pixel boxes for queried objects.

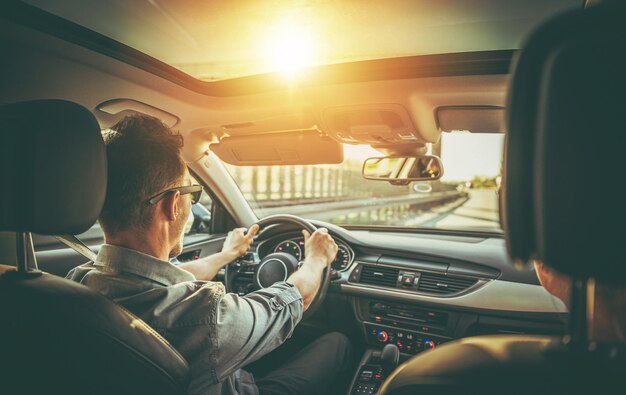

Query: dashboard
[270,237,354,271]
[176,221,568,363]
[246,222,568,357]
[253,224,568,310]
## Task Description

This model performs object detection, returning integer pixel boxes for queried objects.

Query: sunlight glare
[441,133,504,182]
[343,144,382,161]
[263,18,318,76]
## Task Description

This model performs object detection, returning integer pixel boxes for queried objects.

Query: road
[310,188,501,231]
[260,191,463,221]
[422,189,500,230]
[71,189,501,244]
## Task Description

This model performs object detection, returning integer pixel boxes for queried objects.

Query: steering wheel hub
[254,252,299,288]
[225,214,329,319]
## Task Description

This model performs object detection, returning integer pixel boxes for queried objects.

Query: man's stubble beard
[169,208,187,258]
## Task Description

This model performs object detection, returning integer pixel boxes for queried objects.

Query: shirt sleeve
[213,281,303,380]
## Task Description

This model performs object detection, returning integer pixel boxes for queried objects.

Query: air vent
[418,272,478,295]
[360,265,399,288]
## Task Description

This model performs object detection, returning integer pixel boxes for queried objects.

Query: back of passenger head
[379,1,626,394]
[0,100,190,394]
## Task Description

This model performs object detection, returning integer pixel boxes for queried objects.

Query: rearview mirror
[362,155,443,184]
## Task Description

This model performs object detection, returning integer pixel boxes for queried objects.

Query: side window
[185,190,213,235]
[78,222,105,244]
[35,192,213,249]
[34,177,215,246]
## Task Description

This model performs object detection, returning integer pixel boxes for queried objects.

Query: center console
[348,300,468,395]
[350,345,399,395]
[348,294,567,393]
[363,301,453,354]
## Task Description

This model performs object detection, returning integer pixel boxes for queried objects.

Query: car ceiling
[0,10,511,164]
[20,0,580,81]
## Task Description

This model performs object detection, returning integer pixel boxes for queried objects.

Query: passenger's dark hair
[99,114,185,234]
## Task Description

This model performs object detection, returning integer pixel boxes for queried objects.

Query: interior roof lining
[2,1,515,98]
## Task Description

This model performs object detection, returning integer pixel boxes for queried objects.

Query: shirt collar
[93,244,195,286]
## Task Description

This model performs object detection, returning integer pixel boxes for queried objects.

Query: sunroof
[24,0,580,81]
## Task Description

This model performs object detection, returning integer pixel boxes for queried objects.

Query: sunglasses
[146,184,203,205]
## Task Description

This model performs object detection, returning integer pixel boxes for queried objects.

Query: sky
[440,132,504,182]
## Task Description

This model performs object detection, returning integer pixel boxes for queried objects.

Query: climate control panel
[365,322,448,355]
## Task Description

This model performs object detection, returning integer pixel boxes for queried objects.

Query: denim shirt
[66,244,304,395]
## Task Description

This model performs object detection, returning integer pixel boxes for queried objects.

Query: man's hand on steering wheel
[177,223,260,282]
[301,228,338,269]
[287,228,338,311]
[224,215,335,318]
[221,224,260,260]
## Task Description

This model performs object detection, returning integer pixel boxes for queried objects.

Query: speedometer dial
[332,245,351,271]
[274,240,302,260]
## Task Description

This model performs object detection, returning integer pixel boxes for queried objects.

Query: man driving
[67,115,351,395]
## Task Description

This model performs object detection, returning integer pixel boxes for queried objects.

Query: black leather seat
[0,100,190,394]
[379,3,626,394]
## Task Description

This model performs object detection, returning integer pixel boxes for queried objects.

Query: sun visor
[436,106,505,133]
[210,130,343,166]
[321,104,429,145]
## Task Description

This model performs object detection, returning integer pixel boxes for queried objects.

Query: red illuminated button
[377,330,389,343]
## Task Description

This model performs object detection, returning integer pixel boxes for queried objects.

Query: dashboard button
[423,339,436,350]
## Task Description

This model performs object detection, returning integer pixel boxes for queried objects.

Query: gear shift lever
[350,344,400,395]
[380,343,400,373]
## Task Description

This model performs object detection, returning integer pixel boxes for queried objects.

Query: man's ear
[161,190,181,222]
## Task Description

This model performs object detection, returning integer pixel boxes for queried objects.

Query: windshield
[225,132,504,233]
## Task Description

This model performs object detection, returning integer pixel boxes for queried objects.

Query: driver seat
[379,2,626,394]
[0,100,190,394]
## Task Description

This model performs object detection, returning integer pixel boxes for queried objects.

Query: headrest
[503,4,626,282]
[0,100,106,235]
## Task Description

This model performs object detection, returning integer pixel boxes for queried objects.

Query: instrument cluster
[273,237,354,271]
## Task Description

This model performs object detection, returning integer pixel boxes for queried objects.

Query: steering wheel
[225,214,330,319]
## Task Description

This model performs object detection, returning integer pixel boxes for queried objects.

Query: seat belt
[56,235,181,266]
[56,234,97,262]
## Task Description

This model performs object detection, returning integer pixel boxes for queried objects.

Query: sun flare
[263,18,319,76]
